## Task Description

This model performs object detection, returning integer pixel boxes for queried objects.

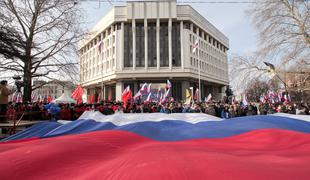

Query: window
[172,22,181,67]
[193,25,197,34]
[160,22,169,67]
[116,23,121,30]
[136,23,145,67]
[183,21,190,29]
[148,22,157,67]
[124,23,133,67]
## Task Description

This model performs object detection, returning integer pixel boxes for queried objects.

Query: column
[103,85,106,100]
[144,19,148,70]
[120,22,124,70]
[156,18,160,70]
[180,21,184,69]
[132,20,136,70]
[168,18,172,69]
[115,81,123,101]
[105,29,109,73]
[134,81,139,95]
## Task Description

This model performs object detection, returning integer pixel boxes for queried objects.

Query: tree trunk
[23,61,32,102]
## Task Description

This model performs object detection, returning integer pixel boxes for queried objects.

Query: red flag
[122,86,132,108]
[91,94,95,104]
[48,95,53,103]
[72,85,84,104]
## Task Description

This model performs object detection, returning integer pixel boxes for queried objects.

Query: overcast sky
[81,1,258,57]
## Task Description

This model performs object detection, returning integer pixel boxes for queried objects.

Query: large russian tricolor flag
[0,113,309,180]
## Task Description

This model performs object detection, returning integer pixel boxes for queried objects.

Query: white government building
[80,0,229,101]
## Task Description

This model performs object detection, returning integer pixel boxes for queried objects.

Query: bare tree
[229,54,270,92]
[248,0,310,67]
[0,0,84,101]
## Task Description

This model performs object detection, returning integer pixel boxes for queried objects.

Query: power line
[78,0,258,4]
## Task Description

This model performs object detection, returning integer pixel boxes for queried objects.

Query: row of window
[123,22,181,68]
[189,49,227,69]
[190,39,226,61]
[190,57,227,77]
[81,59,116,81]
[184,21,228,53]
[80,24,120,54]
[81,36,115,58]
[81,46,116,69]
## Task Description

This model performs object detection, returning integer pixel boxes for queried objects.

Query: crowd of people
[0,99,309,122]
[1,79,309,122]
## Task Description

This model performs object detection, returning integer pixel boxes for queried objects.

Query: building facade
[32,80,76,99]
[80,0,229,101]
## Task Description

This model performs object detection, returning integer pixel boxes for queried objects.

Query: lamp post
[263,62,287,92]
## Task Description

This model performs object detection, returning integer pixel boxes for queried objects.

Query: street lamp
[263,61,287,92]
